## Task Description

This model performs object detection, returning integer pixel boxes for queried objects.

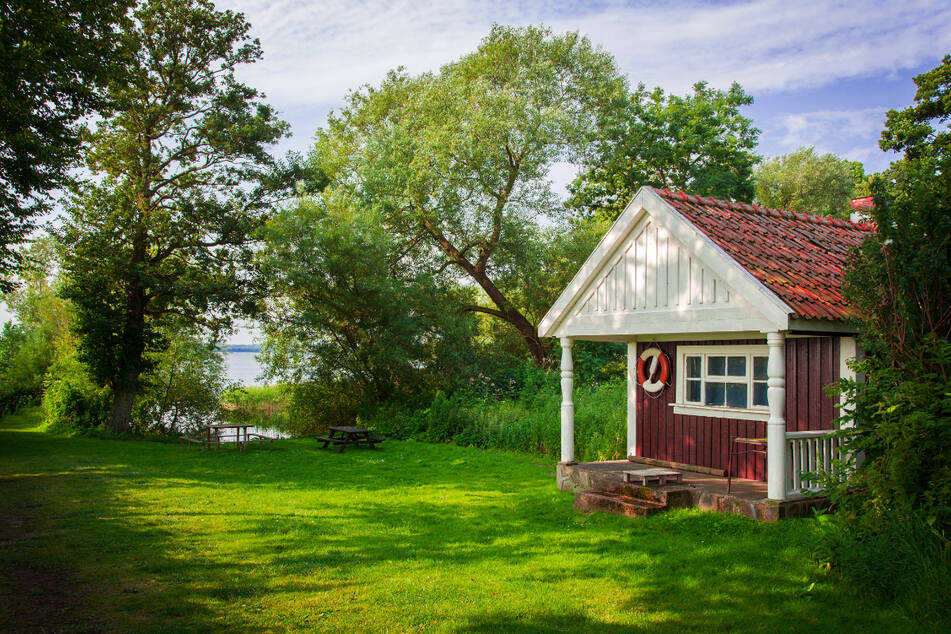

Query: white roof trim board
[538,187,794,339]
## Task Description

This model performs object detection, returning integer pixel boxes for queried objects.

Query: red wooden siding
[785,337,840,433]
[635,337,839,481]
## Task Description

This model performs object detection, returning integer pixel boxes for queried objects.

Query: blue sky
[227,0,950,176]
[217,0,948,344]
[4,1,948,340]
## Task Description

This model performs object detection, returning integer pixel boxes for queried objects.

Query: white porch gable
[539,187,793,340]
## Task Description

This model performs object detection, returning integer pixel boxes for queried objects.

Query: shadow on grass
[0,412,910,632]
[2,423,553,495]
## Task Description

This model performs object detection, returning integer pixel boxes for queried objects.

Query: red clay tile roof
[850,196,875,211]
[652,188,876,321]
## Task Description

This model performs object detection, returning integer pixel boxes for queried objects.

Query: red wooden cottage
[539,186,874,502]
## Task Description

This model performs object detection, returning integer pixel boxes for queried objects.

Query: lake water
[220,350,289,439]
[224,350,266,386]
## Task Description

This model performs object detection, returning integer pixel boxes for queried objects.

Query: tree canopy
[754,146,861,217]
[256,194,478,425]
[309,25,627,365]
[568,81,760,220]
[59,0,287,432]
[826,54,951,614]
[0,0,130,290]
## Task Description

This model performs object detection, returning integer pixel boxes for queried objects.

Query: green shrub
[816,511,950,625]
[280,380,367,436]
[363,376,626,462]
[42,353,109,433]
[0,323,43,415]
[1,238,78,416]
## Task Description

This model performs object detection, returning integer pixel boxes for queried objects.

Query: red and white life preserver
[637,347,670,393]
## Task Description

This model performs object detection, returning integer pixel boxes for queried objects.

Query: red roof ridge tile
[643,185,876,322]
[649,186,873,233]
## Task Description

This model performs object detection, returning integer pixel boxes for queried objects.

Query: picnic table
[205,423,254,451]
[315,426,382,453]
[205,423,274,452]
[180,423,274,453]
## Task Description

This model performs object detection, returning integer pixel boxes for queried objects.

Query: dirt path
[0,495,101,632]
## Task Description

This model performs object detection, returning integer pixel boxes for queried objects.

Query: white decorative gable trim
[538,187,793,339]
[575,216,734,315]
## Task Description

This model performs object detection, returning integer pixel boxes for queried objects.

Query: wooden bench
[179,435,210,452]
[247,432,275,449]
[623,469,683,486]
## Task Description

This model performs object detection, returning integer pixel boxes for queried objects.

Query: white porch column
[766,332,787,500]
[560,337,575,463]
[627,339,638,458]
[839,336,857,426]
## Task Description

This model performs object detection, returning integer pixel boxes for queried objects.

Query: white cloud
[772,107,900,171]
[228,0,951,111]
[220,0,946,166]
[567,0,951,95]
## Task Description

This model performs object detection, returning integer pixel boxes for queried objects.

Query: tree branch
[458,304,506,319]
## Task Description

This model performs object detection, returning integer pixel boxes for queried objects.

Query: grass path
[0,408,910,632]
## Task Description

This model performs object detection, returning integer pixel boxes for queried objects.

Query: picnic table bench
[315,426,383,453]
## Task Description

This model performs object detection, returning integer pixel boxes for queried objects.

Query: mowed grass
[0,409,911,632]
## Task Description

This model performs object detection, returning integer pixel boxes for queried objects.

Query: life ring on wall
[637,347,670,393]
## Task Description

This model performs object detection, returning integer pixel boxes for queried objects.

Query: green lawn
[0,409,911,632]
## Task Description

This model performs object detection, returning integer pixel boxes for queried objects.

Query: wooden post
[766,331,787,500]
[560,337,575,464]
[627,339,637,458]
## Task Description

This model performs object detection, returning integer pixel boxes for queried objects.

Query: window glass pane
[705,381,725,406]
[727,356,746,376]
[686,379,701,402]
[686,356,702,378]
[707,356,726,376]
[753,382,768,407]
[754,356,768,380]
[726,383,748,408]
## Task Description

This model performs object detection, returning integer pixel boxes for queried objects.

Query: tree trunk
[109,371,138,434]
[418,217,552,367]
[110,237,147,434]
[502,308,549,367]
[466,268,551,367]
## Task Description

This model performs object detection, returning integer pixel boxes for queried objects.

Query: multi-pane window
[681,348,769,410]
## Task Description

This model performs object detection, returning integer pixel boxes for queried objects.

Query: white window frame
[671,344,771,422]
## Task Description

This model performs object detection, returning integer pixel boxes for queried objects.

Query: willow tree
[60,0,286,432]
[311,25,626,366]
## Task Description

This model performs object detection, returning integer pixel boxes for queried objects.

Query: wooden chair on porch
[727,436,767,494]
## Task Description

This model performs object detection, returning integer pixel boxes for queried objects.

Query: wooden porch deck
[558,459,828,522]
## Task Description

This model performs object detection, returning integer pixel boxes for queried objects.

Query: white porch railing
[785,430,844,497]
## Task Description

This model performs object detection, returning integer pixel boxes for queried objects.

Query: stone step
[574,490,668,519]
[617,483,693,508]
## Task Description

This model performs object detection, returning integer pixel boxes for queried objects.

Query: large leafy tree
[256,194,477,429]
[754,146,861,217]
[59,0,287,433]
[826,55,951,614]
[568,82,760,220]
[311,25,626,365]
[0,0,130,290]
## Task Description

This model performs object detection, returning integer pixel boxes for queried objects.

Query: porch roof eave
[558,329,771,343]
